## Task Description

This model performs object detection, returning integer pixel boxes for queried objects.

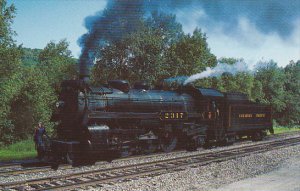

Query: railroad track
[0,150,188,178]
[1,136,300,191]
[0,164,73,178]
[0,165,47,177]
[0,132,298,177]
[1,140,215,177]
[0,131,298,176]
[1,130,298,173]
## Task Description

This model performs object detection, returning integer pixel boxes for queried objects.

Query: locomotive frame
[49,79,273,166]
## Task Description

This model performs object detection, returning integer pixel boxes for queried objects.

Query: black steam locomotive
[49,79,273,166]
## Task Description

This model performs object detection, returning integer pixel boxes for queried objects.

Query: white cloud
[177,10,300,68]
[175,7,207,34]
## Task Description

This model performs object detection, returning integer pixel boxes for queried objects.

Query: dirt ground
[215,155,300,191]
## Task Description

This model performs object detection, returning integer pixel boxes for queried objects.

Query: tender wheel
[251,131,263,141]
[160,132,177,152]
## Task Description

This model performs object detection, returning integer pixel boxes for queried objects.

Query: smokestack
[79,54,90,81]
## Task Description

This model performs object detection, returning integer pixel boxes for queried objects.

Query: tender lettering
[239,113,266,118]
[256,113,266,118]
[239,114,253,118]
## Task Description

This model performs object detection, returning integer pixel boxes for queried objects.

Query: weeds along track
[1,136,300,191]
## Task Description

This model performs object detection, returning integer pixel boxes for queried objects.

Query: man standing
[34,122,48,160]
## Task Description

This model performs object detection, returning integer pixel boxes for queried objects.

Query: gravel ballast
[216,155,300,191]
[89,144,300,191]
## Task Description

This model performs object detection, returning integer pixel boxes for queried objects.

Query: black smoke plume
[78,0,300,79]
[78,0,145,79]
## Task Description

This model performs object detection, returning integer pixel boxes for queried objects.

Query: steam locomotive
[49,79,273,166]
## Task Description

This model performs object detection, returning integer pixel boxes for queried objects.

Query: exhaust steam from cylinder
[164,61,249,86]
[184,61,248,85]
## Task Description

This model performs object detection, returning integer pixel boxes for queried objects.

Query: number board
[160,112,187,121]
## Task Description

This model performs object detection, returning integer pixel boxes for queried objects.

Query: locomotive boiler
[50,79,273,166]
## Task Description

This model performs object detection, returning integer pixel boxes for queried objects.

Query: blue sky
[7,0,300,67]
[7,0,107,58]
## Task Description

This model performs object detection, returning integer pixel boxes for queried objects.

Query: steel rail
[0,130,298,178]
[1,136,299,191]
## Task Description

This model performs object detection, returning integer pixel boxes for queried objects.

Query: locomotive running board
[88,111,203,120]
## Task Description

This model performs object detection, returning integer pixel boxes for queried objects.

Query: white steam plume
[184,61,248,85]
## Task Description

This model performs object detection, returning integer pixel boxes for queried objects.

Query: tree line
[0,1,77,145]
[0,1,299,145]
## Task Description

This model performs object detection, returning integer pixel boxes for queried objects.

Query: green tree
[282,60,300,125]
[254,60,286,122]
[165,28,217,77]
[0,0,21,79]
[145,11,183,47]
[3,40,76,144]
[9,67,56,140]
[21,48,42,66]
[38,39,77,91]
[250,80,265,102]
[216,72,254,95]
[93,12,185,85]
[127,26,167,84]
[93,25,168,85]
[7,40,76,143]
[93,13,217,86]
[0,2,76,145]
[0,0,23,145]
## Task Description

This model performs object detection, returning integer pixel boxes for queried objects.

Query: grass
[0,125,299,162]
[273,125,300,134]
[0,139,36,162]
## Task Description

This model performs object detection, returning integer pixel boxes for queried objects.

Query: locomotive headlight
[56,101,65,108]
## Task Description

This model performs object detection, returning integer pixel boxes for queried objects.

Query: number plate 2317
[160,112,187,120]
